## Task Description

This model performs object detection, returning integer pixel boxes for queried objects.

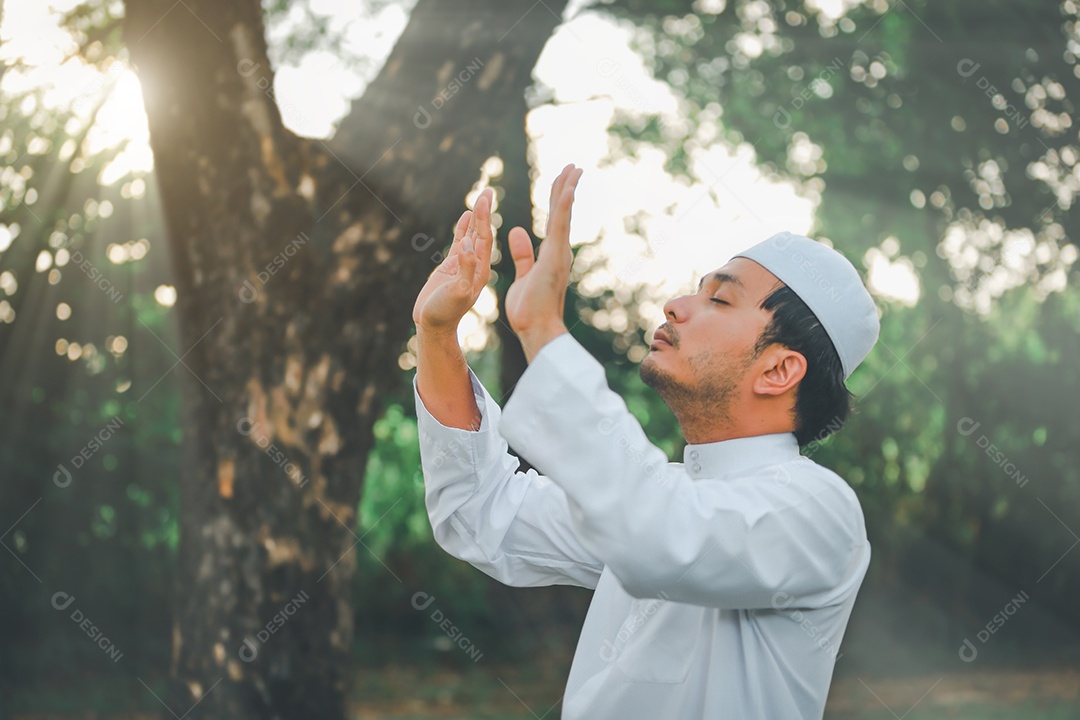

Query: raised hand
[505,163,583,347]
[412,187,495,335]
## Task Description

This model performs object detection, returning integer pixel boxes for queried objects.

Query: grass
[6,636,1079,719]
[827,703,1080,720]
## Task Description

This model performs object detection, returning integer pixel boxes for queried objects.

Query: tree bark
[120,0,566,715]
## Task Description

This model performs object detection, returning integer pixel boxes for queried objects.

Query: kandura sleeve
[498,333,867,610]
[413,368,604,590]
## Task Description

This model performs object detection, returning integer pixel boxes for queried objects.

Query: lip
[651,329,673,349]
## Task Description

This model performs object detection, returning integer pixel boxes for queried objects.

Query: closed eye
[710,298,729,305]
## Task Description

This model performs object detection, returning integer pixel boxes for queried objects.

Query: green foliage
[353,376,501,636]
[0,30,178,686]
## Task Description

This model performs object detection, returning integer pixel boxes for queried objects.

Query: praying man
[410,163,879,719]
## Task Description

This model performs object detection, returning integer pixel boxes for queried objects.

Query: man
[410,163,879,719]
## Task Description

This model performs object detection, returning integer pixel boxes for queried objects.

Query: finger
[553,163,575,202]
[464,188,489,244]
[547,164,574,231]
[468,195,479,231]
[507,226,535,278]
[454,209,471,240]
[474,188,495,281]
[544,167,582,255]
[457,230,478,292]
[449,209,472,256]
[548,165,567,214]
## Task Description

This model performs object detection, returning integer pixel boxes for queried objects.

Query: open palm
[412,188,494,333]
[505,164,583,335]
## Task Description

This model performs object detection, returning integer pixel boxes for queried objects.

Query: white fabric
[413,332,870,719]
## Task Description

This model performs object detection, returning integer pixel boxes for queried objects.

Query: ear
[752,346,806,397]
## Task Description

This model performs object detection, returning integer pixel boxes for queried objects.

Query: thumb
[508,226,535,278]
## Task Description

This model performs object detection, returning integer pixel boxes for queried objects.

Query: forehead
[698,257,783,303]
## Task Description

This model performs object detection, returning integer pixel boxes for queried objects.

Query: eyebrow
[697,272,745,294]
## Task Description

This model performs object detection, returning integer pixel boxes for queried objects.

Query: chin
[639,352,660,375]
[638,356,669,390]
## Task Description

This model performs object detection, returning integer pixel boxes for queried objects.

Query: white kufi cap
[734,232,879,380]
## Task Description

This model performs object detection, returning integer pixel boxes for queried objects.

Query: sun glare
[1,0,154,183]
[89,67,155,184]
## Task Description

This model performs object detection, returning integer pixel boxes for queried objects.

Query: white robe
[412,332,870,719]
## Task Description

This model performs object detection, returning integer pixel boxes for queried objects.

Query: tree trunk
[493,95,532,405]
[120,0,566,715]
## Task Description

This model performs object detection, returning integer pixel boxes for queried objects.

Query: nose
[662,293,693,322]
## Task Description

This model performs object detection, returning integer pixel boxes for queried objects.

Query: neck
[674,405,739,444]
[674,399,798,445]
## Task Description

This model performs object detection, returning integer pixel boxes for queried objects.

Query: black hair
[753,285,853,447]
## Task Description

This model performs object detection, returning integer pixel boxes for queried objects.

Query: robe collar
[682,432,801,480]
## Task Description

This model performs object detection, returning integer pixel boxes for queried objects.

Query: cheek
[723,316,764,351]
[691,322,739,352]
[684,315,757,360]
[683,330,755,373]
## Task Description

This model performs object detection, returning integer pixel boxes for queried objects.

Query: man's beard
[639,348,750,423]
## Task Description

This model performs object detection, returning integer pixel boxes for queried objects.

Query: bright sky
[0,0,919,351]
